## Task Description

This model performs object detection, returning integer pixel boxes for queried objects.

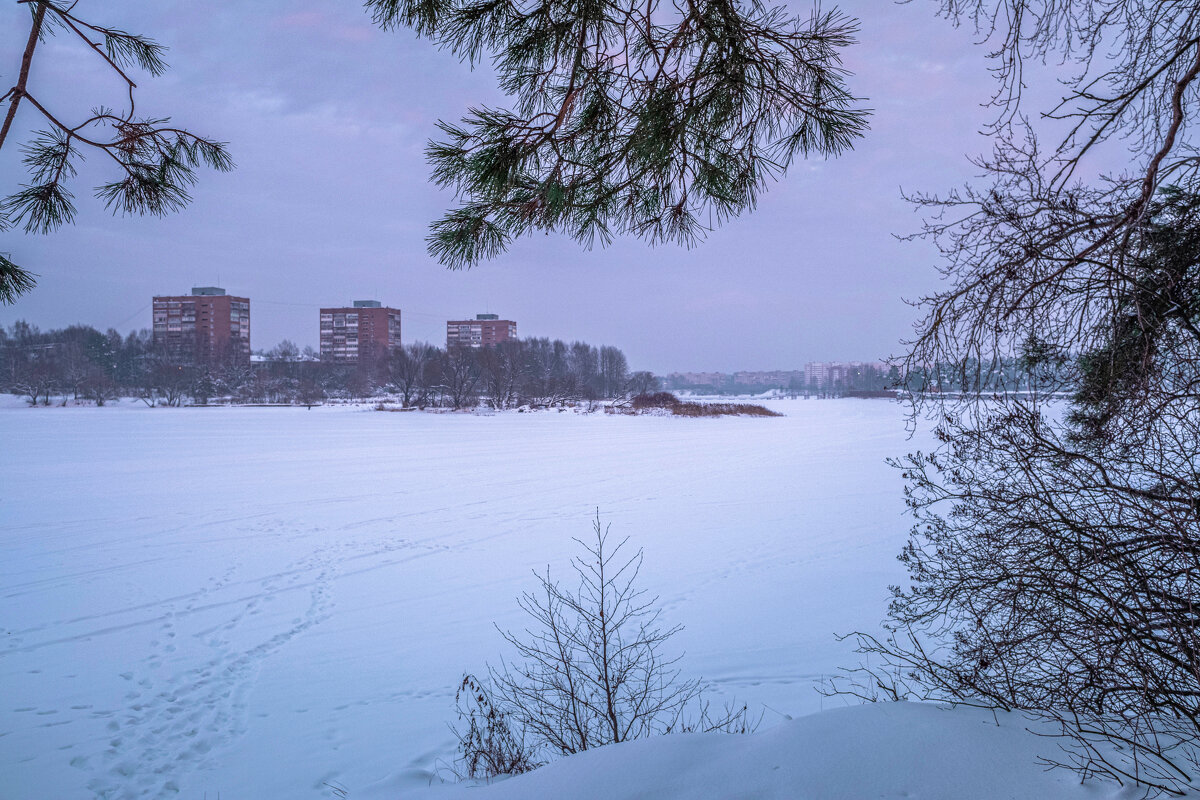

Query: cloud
[272,10,377,43]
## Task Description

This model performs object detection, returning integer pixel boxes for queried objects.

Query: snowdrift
[390,702,1140,800]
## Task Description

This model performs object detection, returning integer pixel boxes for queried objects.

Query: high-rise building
[319,300,401,363]
[804,361,888,390]
[446,313,517,348]
[805,361,830,388]
[152,287,250,363]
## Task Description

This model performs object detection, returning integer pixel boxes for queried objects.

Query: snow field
[2,399,928,798]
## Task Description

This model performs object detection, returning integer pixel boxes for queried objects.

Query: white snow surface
[404,702,1138,800]
[0,398,1124,798]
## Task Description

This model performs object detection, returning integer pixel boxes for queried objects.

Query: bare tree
[79,367,117,405]
[387,342,437,407]
[219,359,255,402]
[59,342,91,400]
[850,3,1200,795]
[12,360,55,405]
[902,1,1200,391]
[517,338,579,407]
[841,401,1200,790]
[627,370,660,397]
[477,339,523,409]
[266,340,301,362]
[484,513,752,761]
[439,345,481,410]
[599,345,629,398]
[296,377,325,409]
[139,348,193,407]
[860,191,1200,795]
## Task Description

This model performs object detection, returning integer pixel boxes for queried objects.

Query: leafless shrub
[457,512,757,772]
[451,674,540,780]
[835,395,1200,796]
[492,514,698,755]
[677,698,764,735]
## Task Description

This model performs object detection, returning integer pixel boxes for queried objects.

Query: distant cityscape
[1,285,901,407]
[146,287,887,391]
[151,286,518,365]
[664,362,895,394]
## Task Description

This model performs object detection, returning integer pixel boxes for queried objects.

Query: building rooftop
[191,287,226,296]
[353,300,383,308]
[476,313,499,320]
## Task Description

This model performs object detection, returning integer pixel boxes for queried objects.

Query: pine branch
[366,0,868,266]
[0,252,38,304]
[1,1,232,291]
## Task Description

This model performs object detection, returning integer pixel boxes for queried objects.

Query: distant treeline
[0,321,658,408]
[664,368,896,396]
[665,359,1074,396]
[905,355,1076,394]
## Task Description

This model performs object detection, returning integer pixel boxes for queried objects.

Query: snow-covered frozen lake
[0,398,922,799]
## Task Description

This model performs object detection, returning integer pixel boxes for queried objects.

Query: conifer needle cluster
[366,0,868,267]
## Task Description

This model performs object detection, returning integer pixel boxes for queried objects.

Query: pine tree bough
[365,0,868,267]
[0,0,233,303]
[0,253,36,304]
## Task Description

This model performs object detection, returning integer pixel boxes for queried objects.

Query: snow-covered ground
[0,397,1110,798]
[407,702,1141,800]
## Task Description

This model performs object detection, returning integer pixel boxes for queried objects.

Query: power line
[105,302,151,332]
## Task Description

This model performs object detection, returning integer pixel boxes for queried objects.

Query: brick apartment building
[152,287,250,363]
[446,313,517,348]
[319,301,401,363]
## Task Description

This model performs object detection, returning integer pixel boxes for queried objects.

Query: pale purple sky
[0,1,1003,373]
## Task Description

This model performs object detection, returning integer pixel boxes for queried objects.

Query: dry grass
[669,401,782,417]
[628,392,781,417]
[630,391,681,410]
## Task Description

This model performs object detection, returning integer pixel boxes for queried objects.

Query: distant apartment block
[319,300,401,363]
[805,361,831,388]
[671,371,727,387]
[152,287,250,363]
[731,370,805,387]
[805,361,889,390]
[446,313,516,348]
[666,370,804,391]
